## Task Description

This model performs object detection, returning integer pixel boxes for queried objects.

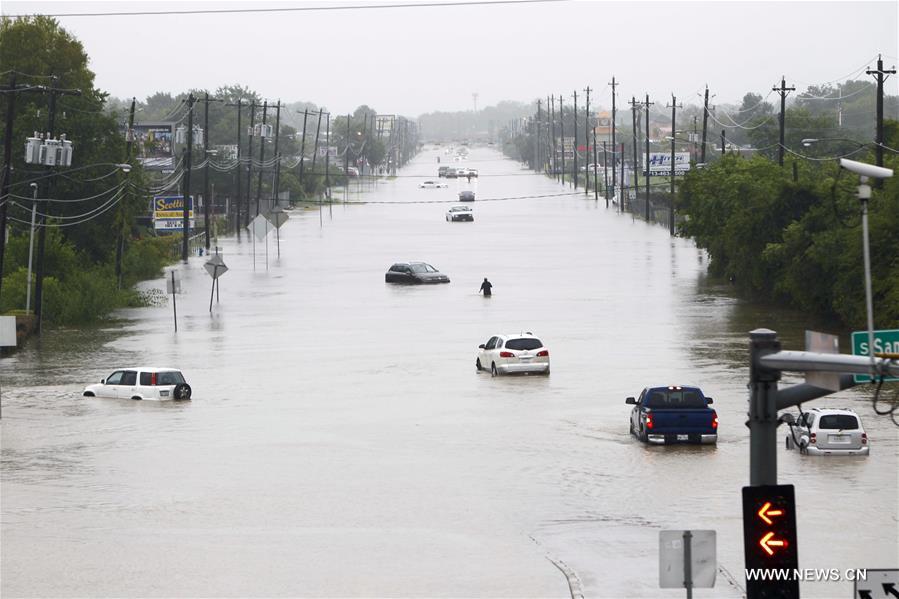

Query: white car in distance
[83,367,192,400]
[476,333,550,376]
[785,408,869,455]
[419,180,448,189]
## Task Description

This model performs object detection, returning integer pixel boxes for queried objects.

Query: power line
[3,0,566,18]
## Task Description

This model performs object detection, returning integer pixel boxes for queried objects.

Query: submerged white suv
[476,333,550,376]
[785,408,868,455]
[83,367,192,401]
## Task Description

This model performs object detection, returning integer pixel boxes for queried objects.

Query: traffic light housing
[742,484,799,598]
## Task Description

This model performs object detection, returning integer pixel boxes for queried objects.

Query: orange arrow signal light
[759,531,787,556]
[757,501,784,525]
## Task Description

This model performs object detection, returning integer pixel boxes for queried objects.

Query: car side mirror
[706,398,714,404]
[625,397,636,405]
[101,378,105,384]
[478,344,485,349]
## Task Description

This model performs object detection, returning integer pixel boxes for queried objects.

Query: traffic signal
[742,484,799,599]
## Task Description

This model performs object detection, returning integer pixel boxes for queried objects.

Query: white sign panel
[647,152,691,175]
[154,218,195,231]
[249,214,269,241]
[0,315,17,347]
[659,530,716,589]
[855,569,899,598]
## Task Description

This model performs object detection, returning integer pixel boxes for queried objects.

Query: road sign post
[659,530,716,596]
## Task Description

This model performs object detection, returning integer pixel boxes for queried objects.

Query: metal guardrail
[169,232,205,260]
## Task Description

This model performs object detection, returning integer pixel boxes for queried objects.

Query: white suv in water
[476,333,550,376]
[785,408,869,455]
[83,367,192,401]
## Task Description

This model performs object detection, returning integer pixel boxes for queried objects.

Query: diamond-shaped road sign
[204,254,228,279]
[266,208,289,229]
[249,213,269,241]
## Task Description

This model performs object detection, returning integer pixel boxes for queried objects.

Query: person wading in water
[479,277,493,297]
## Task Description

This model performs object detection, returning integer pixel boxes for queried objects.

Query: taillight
[151,372,156,385]
[499,351,514,358]
[809,433,817,444]
[645,414,654,429]
[536,350,549,357]
[711,411,718,429]
[861,433,867,444]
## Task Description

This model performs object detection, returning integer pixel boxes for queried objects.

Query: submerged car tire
[476,358,482,371]
[174,383,192,400]
[83,391,95,397]
[785,436,794,450]
[491,362,498,377]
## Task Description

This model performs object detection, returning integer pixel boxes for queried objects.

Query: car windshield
[410,264,437,273]
[156,371,185,385]
[643,388,707,409]
[817,414,859,430]
[505,338,543,350]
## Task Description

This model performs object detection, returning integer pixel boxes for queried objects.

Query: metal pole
[182,93,194,262]
[559,95,565,185]
[171,270,178,332]
[748,328,781,486]
[603,141,609,207]
[593,127,598,201]
[203,93,211,249]
[245,102,255,227]
[234,99,242,238]
[610,76,617,201]
[209,265,218,312]
[644,94,651,221]
[26,185,38,312]
[860,187,876,375]
[700,86,709,164]
[255,100,268,216]
[272,101,281,211]
[298,110,308,184]
[683,530,693,599]
[572,90,578,189]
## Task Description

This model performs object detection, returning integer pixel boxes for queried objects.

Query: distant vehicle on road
[346,166,359,176]
[785,408,869,455]
[385,262,450,284]
[438,166,450,177]
[626,385,717,444]
[419,180,448,189]
[476,333,550,377]
[459,190,475,202]
[83,367,192,401]
[446,205,474,222]
[445,168,458,178]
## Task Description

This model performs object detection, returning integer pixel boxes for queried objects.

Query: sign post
[165,270,181,332]
[659,530,716,597]
[204,252,228,312]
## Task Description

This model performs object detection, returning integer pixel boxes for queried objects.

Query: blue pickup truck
[626,385,718,444]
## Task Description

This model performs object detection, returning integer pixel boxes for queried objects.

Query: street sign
[266,208,289,229]
[165,272,181,294]
[742,485,799,599]
[248,214,269,241]
[852,329,899,382]
[204,254,228,279]
[854,569,899,598]
[0,315,16,347]
[659,530,716,590]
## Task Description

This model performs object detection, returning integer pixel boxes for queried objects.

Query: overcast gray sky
[3,0,897,116]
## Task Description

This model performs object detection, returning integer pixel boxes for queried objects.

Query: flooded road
[2,146,897,598]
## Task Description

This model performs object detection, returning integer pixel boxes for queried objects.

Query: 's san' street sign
[851,329,899,383]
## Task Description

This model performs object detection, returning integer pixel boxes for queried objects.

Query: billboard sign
[594,111,612,136]
[154,195,193,231]
[646,152,691,175]
[133,122,175,170]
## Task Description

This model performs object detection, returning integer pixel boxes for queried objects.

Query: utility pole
[550,95,557,180]
[345,113,351,180]
[667,94,682,236]
[630,96,640,203]
[773,76,795,167]
[584,86,591,196]
[620,143,625,213]
[255,100,268,216]
[559,95,565,185]
[700,85,710,164]
[181,92,195,262]
[536,99,542,174]
[325,114,331,200]
[609,76,617,202]
[226,98,243,238]
[272,101,282,210]
[245,101,255,228]
[866,55,896,173]
[298,109,309,184]
[603,141,609,207]
[644,94,653,222]
[114,97,136,288]
[35,76,81,332]
[692,115,698,164]
[201,92,223,249]
[572,90,578,189]
[721,130,726,155]
[311,108,323,172]
[592,126,599,201]
[0,74,19,300]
